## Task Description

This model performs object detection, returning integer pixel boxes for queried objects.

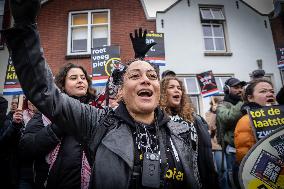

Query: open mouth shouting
[137,89,153,100]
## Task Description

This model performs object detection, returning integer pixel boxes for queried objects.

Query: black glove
[130,28,157,59]
[10,0,41,27]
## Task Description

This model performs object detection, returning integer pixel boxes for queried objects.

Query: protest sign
[196,70,219,97]
[276,46,284,69]
[144,33,165,66]
[91,46,120,87]
[239,127,284,189]
[3,57,23,95]
[248,105,284,141]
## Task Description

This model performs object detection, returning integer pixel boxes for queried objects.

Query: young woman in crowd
[234,79,275,164]
[19,63,95,189]
[159,76,219,189]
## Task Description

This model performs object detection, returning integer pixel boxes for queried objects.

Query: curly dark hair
[159,76,194,122]
[54,63,93,96]
[243,78,273,102]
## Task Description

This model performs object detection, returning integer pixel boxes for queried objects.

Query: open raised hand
[130,28,157,59]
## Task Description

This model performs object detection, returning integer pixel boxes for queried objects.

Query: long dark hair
[54,63,93,96]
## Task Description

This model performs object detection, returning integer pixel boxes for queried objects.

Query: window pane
[213,25,224,37]
[92,26,108,48]
[212,9,224,20]
[215,38,225,50]
[204,38,214,51]
[215,77,224,92]
[188,95,200,114]
[92,12,108,24]
[185,78,199,94]
[71,27,87,52]
[72,14,88,25]
[200,8,213,19]
[202,25,212,36]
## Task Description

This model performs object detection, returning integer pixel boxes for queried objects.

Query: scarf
[46,142,91,189]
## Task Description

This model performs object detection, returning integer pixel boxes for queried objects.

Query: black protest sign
[196,70,219,97]
[91,46,120,86]
[3,57,23,95]
[239,127,284,189]
[249,105,284,141]
[144,33,165,66]
[276,46,284,68]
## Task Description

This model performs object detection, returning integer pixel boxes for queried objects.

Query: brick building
[37,0,155,75]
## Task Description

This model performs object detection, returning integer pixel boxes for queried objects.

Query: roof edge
[157,0,270,17]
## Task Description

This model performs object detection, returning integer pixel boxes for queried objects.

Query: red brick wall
[37,0,155,75]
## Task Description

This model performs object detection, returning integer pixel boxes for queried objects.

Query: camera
[142,152,160,188]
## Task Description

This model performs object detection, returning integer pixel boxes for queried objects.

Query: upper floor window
[200,7,227,52]
[67,10,110,55]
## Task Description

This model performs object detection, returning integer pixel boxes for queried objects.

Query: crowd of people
[0,0,284,189]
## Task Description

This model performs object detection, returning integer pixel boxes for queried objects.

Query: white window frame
[215,75,233,94]
[199,6,228,52]
[200,7,225,21]
[67,9,111,56]
[202,23,226,52]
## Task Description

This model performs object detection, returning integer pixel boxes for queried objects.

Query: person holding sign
[159,76,219,189]
[234,79,276,164]
[3,1,210,188]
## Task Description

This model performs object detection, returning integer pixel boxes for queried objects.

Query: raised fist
[10,0,41,26]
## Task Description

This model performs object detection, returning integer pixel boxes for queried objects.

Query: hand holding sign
[130,28,157,59]
[10,0,41,27]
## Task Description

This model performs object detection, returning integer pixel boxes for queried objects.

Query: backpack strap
[86,110,118,189]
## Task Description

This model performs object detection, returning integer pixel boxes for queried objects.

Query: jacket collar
[101,123,134,168]
[102,102,170,168]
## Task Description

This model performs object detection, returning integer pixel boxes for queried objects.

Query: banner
[3,57,23,95]
[239,127,284,189]
[196,70,219,97]
[248,105,284,141]
[276,46,284,69]
[144,33,165,66]
[91,46,120,87]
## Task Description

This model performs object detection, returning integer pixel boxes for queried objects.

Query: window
[68,10,110,55]
[178,76,201,114]
[200,7,227,52]
[0,0,5,49]
[215,76,232,93]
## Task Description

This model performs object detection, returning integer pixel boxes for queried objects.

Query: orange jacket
[234,114,256,163]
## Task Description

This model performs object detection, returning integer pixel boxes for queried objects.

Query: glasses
[126,69,158,81]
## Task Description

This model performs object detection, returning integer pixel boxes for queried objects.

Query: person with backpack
[159,76,219,189]
[216,77,246,188]
[4,1,212,188]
